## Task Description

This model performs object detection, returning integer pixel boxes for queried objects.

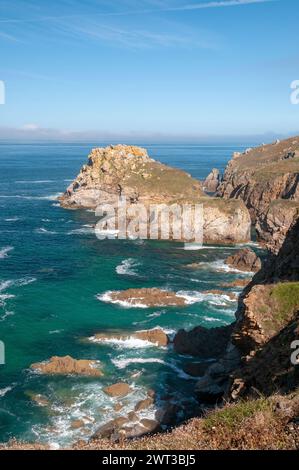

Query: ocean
[0,142,257,447]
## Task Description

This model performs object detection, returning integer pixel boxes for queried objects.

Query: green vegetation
[270,282,299,325]
[203,398,271,432]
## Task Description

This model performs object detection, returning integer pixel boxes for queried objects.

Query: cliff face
[60,145,251,244]
[191,219,299,405]
[217,137,299,251]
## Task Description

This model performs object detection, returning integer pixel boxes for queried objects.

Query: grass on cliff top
[203,398,271,432]
[270,282,299,325]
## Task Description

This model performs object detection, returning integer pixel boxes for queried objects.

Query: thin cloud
[0,0,276,24]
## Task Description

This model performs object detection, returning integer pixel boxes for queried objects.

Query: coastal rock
[173,324,233,358]
[30,356,103,377]
[104,288,188,307]
[134,397,154,412]
[217,136,299,251]
[103,382,132,398]
[91,328,169,347]
[225,248,261,272]
[60,145,251,245]
[92,417,129,440]
[203,168,221,193]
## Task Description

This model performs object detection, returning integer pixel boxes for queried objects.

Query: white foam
[0,386,13,398]
[67,227,94,235]
[182,243,203,251]
[15,180,55,184]
[112,357,195,380]
[97,291,148,309]
[0,193,62,201]
[35,227,57,235]
[89,336,155,349]
[176,290,236,306]
[116,258,140,276]
[0,246,14,259]
[4,217,21,222]
[197,260,253,274]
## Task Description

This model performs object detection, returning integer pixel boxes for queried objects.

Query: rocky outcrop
[101,288,188,307]
[217,136,299,251]
[173,324,233,358]
[225,248,261,272]
[203,168,221,193]
[30,356,103,377]
[60,145,251,245]
[193,220,299,404]
[90,328,169,347]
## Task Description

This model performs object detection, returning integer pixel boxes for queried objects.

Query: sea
[0,142,260,447]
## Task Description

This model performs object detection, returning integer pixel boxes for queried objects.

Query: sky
[0,0,299,142]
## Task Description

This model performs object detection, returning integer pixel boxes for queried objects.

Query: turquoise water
[0,143,255,446]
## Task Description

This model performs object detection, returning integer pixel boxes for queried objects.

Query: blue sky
[0,0,298,141]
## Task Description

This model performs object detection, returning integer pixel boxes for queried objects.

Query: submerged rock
[30,356,103,377]
[91,327,169,347]
[225,248,261,272]
[103,382,132,398]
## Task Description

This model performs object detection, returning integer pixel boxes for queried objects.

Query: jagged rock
[103,382,132,397]
[30,356,103,377]
[91,327,169,347]
[225,248,261,272]
[203,168,221,193]
[104,288,187,307]
[140,419,160,433]
[173,324,233,358]
[91,417,129,440]
[59,144,251,245]
[217,136,299,251]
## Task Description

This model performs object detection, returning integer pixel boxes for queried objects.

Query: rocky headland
[217,136,299,252]
[59,145,251,244]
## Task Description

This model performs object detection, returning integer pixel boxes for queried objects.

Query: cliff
[60,145,251,244]
[217,136,299,252]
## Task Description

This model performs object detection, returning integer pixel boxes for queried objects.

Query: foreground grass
[2,394,298,451]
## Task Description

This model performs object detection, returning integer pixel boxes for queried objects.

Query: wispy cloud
[0,0,276,24]
[0,30,19,42]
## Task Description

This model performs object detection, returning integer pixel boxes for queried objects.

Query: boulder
[103,382,132,398]
[30,356,103,377]
[225,248,261,272]
[134,397,154,412]
[92,417,129,440]
[173,324,233,358]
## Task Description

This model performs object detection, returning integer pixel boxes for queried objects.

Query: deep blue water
[0,142,255,446]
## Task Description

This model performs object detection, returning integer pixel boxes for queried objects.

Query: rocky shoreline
[1,138,298,450]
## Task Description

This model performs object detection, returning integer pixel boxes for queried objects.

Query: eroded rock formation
[217,137,299,251]
[60,145,251,245]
